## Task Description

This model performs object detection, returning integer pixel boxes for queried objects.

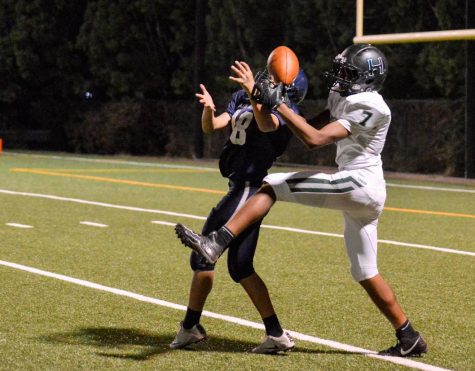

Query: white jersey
[327,90,391,171]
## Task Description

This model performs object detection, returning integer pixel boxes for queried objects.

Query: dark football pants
[190,182,262,282]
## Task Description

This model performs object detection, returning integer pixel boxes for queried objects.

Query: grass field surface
[1,151,474,370]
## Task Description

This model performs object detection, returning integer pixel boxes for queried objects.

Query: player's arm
[195,84,230,133]
[229,61,279,132]
[249,101,280,132]
[201,108,231,134]
[277,104,349,149]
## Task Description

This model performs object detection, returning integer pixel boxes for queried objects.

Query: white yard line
[151,220,177,227]
[5,223,33,229]
[386,183,475,194]
[0,259,450,371]
[1,188,473,257]
[80,221,108,228]
[260,225,475,257]
[4,151,217,171]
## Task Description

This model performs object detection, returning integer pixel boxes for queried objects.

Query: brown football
[266,46,299,85]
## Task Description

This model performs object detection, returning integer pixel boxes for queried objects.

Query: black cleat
[379,335,428,357]
[175,223,224,264]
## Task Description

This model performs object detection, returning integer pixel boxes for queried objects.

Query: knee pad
[190,251,215,272]
[351,265,379,282]
[228,262,255,283]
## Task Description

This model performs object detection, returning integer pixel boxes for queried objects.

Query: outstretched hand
[195,84,216,111]
[229,61,255,95]
[251,75,285,110]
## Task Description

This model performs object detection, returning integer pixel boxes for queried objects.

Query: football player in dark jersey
[170,59,308,354]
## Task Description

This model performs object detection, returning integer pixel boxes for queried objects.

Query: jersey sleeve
[226,90,246,117]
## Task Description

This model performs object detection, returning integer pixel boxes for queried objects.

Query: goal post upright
[356,0,364,38]
[466,0,475,178]
[354,0,475,178]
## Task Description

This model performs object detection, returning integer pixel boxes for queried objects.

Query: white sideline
[1,188,474,257]
[4,151,218,171]
[0,259,450,371]
[80,221,108,228]
[5,223,33,229]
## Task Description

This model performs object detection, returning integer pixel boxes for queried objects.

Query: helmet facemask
[324,59,361,95]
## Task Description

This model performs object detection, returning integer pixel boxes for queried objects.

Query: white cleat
[169,322,207,349]
[251,331,295,354]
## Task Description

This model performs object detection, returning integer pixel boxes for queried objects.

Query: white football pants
[264,167,386,281]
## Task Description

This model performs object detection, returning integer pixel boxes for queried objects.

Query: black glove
[251,72,285,109]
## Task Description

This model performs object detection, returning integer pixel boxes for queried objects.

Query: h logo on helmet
[367,57,385,76]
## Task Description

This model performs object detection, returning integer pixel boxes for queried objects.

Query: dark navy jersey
[219,89,297,186]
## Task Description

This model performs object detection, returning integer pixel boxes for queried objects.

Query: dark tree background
[0,0,470,175]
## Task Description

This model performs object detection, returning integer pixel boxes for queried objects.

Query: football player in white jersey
[175,44,428,357]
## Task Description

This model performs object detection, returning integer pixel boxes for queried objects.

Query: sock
[396,320,418,340]
[183,308,202,329]
[216,225,235,247]
[263,314,284,337]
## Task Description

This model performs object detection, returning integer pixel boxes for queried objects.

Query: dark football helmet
[323,44,388,95]
[286,69,308,104]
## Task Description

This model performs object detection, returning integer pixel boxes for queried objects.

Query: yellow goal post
[353,0,475,44]
[352,0,475,178]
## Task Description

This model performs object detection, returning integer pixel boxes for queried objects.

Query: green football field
[1,151,474,370]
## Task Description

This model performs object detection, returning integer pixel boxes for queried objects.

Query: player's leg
[361,279,428,357]
[172,188,247,349]
[342,211,427,357]
[227,224,278,321]
[186,264,214,321]
[241,273,294,354]
[227,223,294,354]
[240,273,276,319]
[360,274,406,328]
[225,184,276,236]
[263,170,372,211]
[175,184,276,263]
[360,275,428,357]
[175,170,363,262]
[169,253,212,349]
[343,213,406,327]
[264,170,426,355]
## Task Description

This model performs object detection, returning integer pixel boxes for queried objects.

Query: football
[266,46,299,85]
